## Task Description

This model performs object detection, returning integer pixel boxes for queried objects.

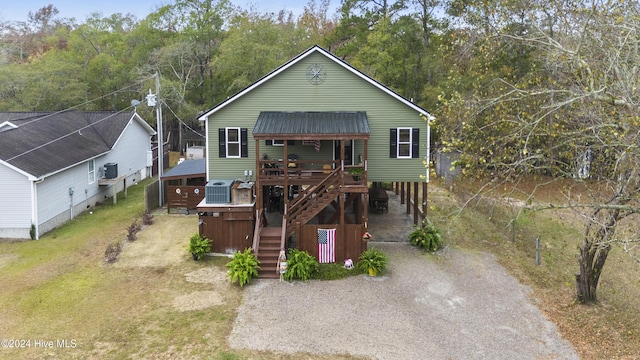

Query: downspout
[426,116,431,184]
[32,177,44,240]
[69,187,74,220]
[204,117,210,182]
[425,115,433,219]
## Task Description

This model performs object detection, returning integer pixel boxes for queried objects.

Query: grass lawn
[2,172,638,359]
[0,178,357,360]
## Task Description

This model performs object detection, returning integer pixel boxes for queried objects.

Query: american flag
[317,228,336,263]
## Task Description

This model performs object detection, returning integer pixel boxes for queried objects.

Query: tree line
[2,0,639,303]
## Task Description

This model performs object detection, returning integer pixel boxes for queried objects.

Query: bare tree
[441,0,640,303]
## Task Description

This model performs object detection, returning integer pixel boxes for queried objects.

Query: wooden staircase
[256,226,282,279]
[254,167,357,278]
[284,168,342,237]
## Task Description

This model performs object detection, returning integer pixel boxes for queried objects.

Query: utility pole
[147,73,163,208]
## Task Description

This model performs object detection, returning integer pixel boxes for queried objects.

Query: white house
[0,110,156,239]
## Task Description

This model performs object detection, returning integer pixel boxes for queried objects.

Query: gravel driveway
[228,242,578,359]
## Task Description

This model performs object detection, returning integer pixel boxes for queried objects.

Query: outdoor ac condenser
[205,179,233,204]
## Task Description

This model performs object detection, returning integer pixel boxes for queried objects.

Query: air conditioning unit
[205,179,233,204]
[104,163,118,179]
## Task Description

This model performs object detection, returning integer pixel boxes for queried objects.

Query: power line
[162,100,205,139]
[16,75,155,128]
[7,107,136,162]
[5,75,157,162]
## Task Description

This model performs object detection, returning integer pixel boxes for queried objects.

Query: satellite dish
[131,99,141,107]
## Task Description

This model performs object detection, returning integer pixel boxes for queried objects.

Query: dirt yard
[113,205,577,359]
[116,213,230,312]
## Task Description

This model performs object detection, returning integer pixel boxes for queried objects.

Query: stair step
[259,252,279,258]
[259,243,281,249]
[260,227,282,237]
[258,272,280,279]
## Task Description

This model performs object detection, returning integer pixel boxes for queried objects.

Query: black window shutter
[389,128,397,158]
[218,128,226,158]
[266,140,273,146]
[412,128,419,158]
[241,128,248,157]
[287,140,295,145]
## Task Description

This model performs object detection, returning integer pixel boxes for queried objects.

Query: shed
[161,159,206,213]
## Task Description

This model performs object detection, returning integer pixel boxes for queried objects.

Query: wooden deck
[258,159,367,189]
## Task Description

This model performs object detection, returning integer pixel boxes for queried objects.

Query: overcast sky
[0,0,340,23]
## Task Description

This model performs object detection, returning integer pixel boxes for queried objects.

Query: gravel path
[228,242,578,359]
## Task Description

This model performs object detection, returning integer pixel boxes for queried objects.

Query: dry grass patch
[429,176,640,359]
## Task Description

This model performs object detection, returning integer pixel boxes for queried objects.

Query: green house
[197,45,432,277]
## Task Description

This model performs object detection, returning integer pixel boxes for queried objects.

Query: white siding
[36,163,89,233]
[3,118,153,238]
[101,119,153,187]
[0,163,32,238]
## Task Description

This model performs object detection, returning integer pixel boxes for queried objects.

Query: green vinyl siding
[207,51,428,182]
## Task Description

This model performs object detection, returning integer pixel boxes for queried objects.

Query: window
[88,160,95,184]
[218,128,248,158]
[390,128,419,159]
[398,128,412,158]
[226,128,240,158]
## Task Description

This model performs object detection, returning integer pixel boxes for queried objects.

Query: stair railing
[252,208,265,257]
[284,167,342,237]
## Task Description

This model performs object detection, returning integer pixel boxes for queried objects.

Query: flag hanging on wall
[318,228,336,263]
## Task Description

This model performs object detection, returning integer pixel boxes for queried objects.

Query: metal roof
[252,111,370,140]
[160,159,206,180]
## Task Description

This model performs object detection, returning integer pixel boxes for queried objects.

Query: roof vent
[0,121,18,132]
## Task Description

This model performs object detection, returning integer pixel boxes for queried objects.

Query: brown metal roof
[252,111,370,140]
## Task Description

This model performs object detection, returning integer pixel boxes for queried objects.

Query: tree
[439,0,640,303]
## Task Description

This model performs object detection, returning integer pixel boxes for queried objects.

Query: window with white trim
[397,128,412,158]
[271,139,284,146]
[218,128,248,158]
[88,160,95,184]
[389,127,419,159]
[226,127,241,158]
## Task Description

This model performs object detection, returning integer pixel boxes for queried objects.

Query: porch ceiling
[252,111,370,140]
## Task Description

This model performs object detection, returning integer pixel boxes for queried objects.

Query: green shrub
[284,249,318,281]
[357,247,388,276]
[316,262,359,280]
[408,220,443,252]
[188,233,211,260]
[226,248,260,287]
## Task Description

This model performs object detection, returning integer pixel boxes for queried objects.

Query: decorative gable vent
[205,179,233,204]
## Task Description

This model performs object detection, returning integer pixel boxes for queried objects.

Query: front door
[334,140,353,166]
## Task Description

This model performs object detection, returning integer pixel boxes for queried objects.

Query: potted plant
[357,247,388,276]
[349,167,364,180]
[187,233,211,260]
